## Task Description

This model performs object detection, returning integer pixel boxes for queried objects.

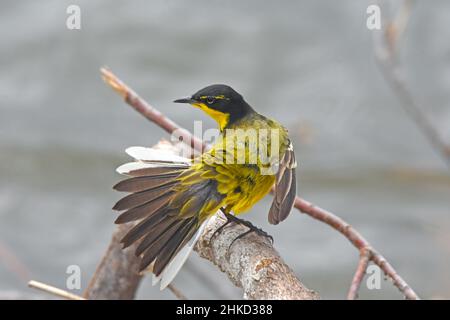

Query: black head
[174,84,254,130]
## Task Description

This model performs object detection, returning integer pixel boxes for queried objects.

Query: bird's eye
[206,96,216,104]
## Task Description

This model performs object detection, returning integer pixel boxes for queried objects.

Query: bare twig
[28,280,85,300]
[293,197,418,300]
[347,248,372,300]
[167,284,188,300]
[374,0,450,169]
[101,68,419,299]
[102,68,205,153]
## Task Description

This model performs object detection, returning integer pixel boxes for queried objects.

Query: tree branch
[83,205,188,300]
[196,214,319,299]
[84,223,142,299]
[99,67,419,300]
[347,248,371,300]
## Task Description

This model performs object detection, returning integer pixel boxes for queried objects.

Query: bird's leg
[210,208,235,241]
[226,215,274,249]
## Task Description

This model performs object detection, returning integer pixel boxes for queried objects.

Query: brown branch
[293,197,418,300]
[84,223,142,299]
[347,248,371,300]
[101,68,205,153]
[100,68,419,299]
[196,215,319,299]
[374,0,450,169]
[167,284,188,300]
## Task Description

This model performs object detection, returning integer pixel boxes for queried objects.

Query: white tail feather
[116,161,188,175]
[117,162,162,175]
[126,146,190,164]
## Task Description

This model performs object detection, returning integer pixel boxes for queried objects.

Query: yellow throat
[192,103,230,131]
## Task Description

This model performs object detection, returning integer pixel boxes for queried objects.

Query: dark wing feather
[114,190,174,224]
[113,182,177,211]
[120,208,172,248]
[113,172,181,193]
[135,217,180,256]
[153,219,198,275]
[139,218,195,272]
[268,141,297,225]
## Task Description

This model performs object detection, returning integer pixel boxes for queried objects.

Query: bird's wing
[268,141,297,225]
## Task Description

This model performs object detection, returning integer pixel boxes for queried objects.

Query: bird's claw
[210,211,273,249]
[226,215,273,250]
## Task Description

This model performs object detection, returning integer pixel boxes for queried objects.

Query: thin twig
[28,280,85,300]
[374,0,450,169]
[102,68,205,153]
[347,248,372,299]
[293,197,419,300]
[167,284,188,300]
[101,67,419,300]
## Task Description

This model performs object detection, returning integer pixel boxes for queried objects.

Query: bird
[113,84,297,289]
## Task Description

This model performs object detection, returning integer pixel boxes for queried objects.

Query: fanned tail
[113,146,215,289]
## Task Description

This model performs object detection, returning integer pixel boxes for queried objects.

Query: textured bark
[195,215,319,300]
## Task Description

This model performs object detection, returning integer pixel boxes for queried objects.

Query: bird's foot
[211,210,273,249]
[225,214,273,249]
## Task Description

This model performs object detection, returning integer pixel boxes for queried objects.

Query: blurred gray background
[1,0,449,299]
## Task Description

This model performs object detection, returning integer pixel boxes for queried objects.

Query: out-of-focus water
[1,0,449,299]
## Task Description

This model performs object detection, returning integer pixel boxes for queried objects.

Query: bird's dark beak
[173,97,196,104]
